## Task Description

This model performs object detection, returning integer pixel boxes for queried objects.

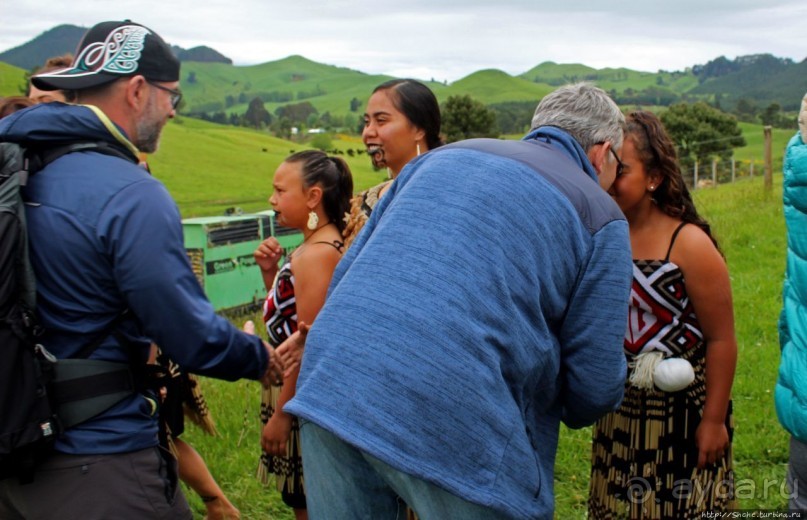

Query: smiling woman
[342,78,442,248]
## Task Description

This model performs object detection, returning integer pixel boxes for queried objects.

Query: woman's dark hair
[626,110,720,252]
[373,79,443,150]
[27,54,77,102]
[286,150,354,233]
[0,96,35,119]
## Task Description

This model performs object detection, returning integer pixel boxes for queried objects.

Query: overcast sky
[2,1,805,83]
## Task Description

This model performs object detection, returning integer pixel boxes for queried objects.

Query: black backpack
[0,141,142,484]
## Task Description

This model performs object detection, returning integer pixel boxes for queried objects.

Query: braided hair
[285,150,354,233]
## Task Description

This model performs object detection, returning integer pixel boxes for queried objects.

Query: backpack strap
[72,309,132,359]
[47,309,139,429]
[50,360,136,429]
[21,142,143,430]
[0,141,143,479]
[21,140,138,185]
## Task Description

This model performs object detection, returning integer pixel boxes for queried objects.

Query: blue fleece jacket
[0,103,267,454]
[777,132,807,441]
[285,129,632,519]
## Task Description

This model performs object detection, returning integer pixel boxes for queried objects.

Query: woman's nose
[362,123,375,139]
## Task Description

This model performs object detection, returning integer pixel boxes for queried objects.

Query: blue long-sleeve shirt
[286,129,632,519]
[0,103,267,454]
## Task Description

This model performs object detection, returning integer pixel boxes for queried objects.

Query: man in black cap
[0,21,281,519]
[30,20,183,154]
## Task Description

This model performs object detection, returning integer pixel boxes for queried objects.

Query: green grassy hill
[692,55,807,111]
[151,117,384,218]
[4,48,803,129]
[180,55,399,117]
[0,62,26,97]
[3,23,805,117]
[445,69,554,104]
[184,61,562,118]
[519,61,700,94]
[520,61,599,84]
[0,24,85,71]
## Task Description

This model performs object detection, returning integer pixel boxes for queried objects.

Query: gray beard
[135,93,165,153]
[135,117,162,154]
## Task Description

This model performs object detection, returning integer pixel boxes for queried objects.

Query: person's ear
[124,76,150,112]
[647,172,662,192]
[799,91,807,143]
[306,185,323,209]
[588,142,609,177]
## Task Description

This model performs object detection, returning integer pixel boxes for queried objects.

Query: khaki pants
[0,447,192,520]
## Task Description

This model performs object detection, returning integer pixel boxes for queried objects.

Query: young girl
[588,110,737,518]
[254,150,353,520]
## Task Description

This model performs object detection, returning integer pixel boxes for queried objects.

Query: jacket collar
[522,126,598,183]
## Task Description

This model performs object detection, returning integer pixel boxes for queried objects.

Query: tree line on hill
[186,90,748,173]
[4,26,787,169]
[187,69,796,149]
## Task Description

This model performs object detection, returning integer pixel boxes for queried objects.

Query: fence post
[712,159,717,187]
[750,159,754,178]
[693,161,699,190]
[731,158,736,183]
[764,126,773,191]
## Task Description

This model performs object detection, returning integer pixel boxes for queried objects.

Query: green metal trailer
[182,210,303,314]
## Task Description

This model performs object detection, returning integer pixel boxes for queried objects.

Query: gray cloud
[2,0,805,82]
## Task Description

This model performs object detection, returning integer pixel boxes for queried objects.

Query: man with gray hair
[281,82,632,519]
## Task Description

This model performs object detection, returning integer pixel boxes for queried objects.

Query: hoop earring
[307,211,319,230]
[416,143,421,156]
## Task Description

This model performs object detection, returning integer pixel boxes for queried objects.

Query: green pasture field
[735,122,795,164]
[149,117,385,217]
[177,163,792,517]
[162,116,794,220]
[0,62,26,96]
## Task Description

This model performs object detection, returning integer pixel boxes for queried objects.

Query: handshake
[243,320,309,387]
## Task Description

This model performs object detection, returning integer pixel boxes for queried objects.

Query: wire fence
[680,126,779,191]
[681,158,766,190]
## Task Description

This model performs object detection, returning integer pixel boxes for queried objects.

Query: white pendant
[653,357,695,392]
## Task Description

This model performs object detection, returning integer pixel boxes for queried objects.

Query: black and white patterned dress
[257,240,344,509]
[257,258,305,507]
[588,223,734,519]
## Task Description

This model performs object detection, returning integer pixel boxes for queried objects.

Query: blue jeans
[788,437,807,510]
[300,420,507,520]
